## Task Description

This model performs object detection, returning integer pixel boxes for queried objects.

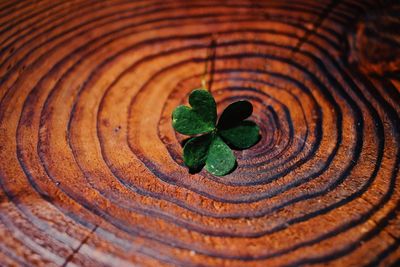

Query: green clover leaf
[217,100,260,149]
[204,135,236,176]
[172,89,260,176]
[172,89,216,135]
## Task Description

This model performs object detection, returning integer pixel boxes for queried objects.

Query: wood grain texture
[0,0,399,266]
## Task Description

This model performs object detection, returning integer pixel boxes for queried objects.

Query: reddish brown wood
[0,0,399,266]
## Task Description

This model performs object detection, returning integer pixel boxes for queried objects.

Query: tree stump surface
[0,0,399,266]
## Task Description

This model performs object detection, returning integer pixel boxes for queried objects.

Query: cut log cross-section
[0,0,399,266]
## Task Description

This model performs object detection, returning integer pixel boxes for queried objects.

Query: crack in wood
[61,225,98,267]
[1,1,398,265]
[292,0,342,55]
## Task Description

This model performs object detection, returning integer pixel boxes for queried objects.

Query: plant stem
[202,36,217,91]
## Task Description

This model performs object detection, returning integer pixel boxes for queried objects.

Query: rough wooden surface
[0,0,399,266]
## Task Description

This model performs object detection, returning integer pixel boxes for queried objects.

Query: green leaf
[189,89,217,125]
[172,89,216,135]
[205,136,236,176]
[219,120,260,149]
[172,106,214,135]
[172,89,261,176]
[217,100,253,129]
[183,134,213,172]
